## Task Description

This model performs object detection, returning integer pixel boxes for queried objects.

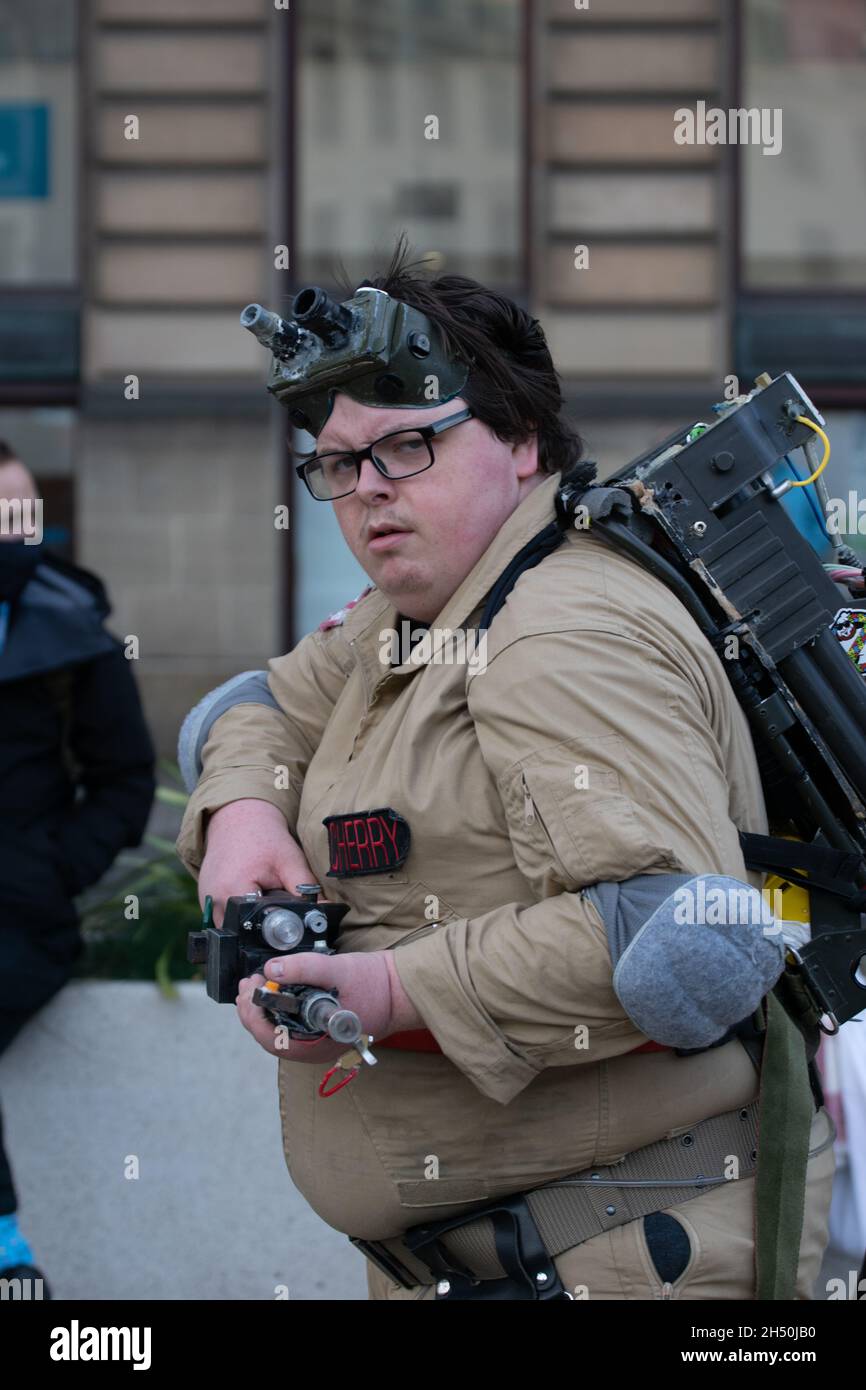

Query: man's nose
[354,454,397,503]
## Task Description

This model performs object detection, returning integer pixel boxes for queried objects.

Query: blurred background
[2,0,865,755]
[1,0,865,1300]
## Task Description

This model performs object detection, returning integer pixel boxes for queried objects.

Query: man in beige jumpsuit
[177,258,834,1300]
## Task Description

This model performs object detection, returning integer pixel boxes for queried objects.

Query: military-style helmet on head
[241,285,470,438]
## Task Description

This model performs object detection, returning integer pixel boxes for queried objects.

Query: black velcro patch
[643,1212,692,1285]
[323,807,411,878]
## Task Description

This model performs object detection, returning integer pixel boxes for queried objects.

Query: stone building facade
[1,0,863,753]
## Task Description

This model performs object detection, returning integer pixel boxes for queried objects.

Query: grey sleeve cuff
[177,670,280,793]
[587,874,789,1051]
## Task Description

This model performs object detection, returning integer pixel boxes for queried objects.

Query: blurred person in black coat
[0,443,156,1295]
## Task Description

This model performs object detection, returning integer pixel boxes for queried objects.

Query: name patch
[323,807,410,877]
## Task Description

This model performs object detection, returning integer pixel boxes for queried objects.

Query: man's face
[316,393,544,622]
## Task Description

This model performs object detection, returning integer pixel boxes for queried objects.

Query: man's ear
[513,429,540,479]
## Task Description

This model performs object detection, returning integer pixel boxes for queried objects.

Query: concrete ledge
[0,981,367,1301]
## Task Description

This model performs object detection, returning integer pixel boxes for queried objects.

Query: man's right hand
[198,798,319,926]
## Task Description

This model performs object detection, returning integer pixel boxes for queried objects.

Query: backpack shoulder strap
[479,468,642,633]
[478,521,566,632]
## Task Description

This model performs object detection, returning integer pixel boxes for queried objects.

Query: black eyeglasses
[295,407,475,501]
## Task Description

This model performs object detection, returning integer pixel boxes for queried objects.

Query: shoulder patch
[318,584,376,631]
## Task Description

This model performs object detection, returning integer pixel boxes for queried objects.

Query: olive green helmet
[241,285,470,438]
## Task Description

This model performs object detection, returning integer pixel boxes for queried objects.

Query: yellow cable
[789,415,830,485]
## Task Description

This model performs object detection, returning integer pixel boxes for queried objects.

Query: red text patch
[323,807,411,877]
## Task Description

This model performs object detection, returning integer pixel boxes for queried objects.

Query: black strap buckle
[348,1236,419,1292]
[403,1191,571,1301]
[785,888,866,1031]
[739,833,866,1029]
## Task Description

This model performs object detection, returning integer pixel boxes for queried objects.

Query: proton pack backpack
[478,371,866,1299]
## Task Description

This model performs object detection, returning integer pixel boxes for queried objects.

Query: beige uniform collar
[341,470,563,696]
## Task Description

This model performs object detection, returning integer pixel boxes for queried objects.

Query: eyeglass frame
[294,406,475,500]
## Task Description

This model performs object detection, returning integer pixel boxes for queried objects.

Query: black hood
[0,540,43,602]
[0,548,118,683]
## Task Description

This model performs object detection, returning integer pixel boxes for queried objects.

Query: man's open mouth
[367,524,412,550]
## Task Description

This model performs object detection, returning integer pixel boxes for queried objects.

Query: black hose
[781,645,866,803]
[591,520,864,853]
[810,627,866,736]
[592,519,720,636]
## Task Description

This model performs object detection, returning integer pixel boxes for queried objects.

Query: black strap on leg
[807,1057,825,1111]
[403,1191,571,1301]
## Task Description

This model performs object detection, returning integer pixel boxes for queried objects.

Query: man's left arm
[389,624,758,1103]
[55,647,156,896]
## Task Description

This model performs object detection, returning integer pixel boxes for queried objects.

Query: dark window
[295,0,523,292]
[394,182,459,219]
[737,0,866,394]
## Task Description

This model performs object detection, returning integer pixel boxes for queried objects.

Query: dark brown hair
[0,441,19,463]
[347,235,584,476]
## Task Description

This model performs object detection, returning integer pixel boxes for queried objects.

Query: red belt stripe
[379,1029,669,1055]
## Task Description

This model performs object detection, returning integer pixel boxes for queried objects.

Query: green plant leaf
[155,943,179,1000]
[158,758,186,787]
[156,788,189,808]
[78,832,202,984]
[145,834,184,855]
